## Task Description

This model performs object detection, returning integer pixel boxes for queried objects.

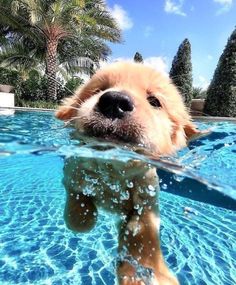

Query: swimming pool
[0,111,235,285]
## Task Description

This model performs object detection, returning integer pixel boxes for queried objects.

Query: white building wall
[0,92,15,115]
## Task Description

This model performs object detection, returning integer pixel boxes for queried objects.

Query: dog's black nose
[97,91,134,119]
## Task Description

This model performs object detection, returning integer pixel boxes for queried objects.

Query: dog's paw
[119,275,159,285]
[119,276,148,285]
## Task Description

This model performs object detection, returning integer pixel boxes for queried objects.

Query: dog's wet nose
[97,91,134,119]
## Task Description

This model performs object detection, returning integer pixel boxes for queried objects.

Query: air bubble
[134,204,140,210]
[146,185,156,197]
[132,224,141,236]
[173,174,184,182]
[137,206,143,215]
[126,181,134,188]
[110,184,120,192]
[112,198,119,204]
[162,183,168,190]
[148,185,155,191]
[120,190,130,200]
[82,187,94,196]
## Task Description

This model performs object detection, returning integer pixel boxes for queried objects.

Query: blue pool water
[0,111,236,285]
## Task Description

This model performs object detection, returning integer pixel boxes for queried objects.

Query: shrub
[17,72,48,102]
[0,67,20,86]
[1,66,83,105]
[16,99,58,109]
[193,87,207,99]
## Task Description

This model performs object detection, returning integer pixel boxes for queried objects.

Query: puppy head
[56,62,202,156]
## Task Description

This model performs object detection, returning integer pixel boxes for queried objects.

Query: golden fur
[56,62,203,285]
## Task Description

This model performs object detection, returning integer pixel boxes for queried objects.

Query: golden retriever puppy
[56,62,203,285]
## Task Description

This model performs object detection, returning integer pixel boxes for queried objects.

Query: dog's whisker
[61,105,81,111]
[63,115,84,127]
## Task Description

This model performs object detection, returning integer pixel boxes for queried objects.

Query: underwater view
[0,111,236,285]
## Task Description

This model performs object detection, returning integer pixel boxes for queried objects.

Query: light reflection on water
[0,111,236,285]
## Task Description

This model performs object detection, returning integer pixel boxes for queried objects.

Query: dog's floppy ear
[184,122,210,142]
[55,96,78,121]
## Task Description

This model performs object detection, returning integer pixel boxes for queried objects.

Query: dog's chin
[83,126,141,145]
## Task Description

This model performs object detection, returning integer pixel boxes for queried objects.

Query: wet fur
[56,62,203,285]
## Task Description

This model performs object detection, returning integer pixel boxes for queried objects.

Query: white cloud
[99,57,168,76]
[144,26,154,38]
[144,57,169,75]
[214,0,233,14]
[194,75,210,90]
[109,4,133,30]
[164,0,186,16]
[214,0,232,4]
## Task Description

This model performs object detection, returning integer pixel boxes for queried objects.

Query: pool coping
[193,116,236,122]
[0,106,55,112]
[1,106,236,122]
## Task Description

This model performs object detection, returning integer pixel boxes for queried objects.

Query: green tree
[169,38,193,107]
[204,28,236,117]
[134,52,143,63]
[192,87,207,99]
[0,39,45,80]
[0,0,121,101]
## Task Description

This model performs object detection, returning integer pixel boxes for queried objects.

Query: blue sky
[106,0,236,89]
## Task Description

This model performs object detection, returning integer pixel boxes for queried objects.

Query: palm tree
[0,38,45,79]
[0,0,121,101]
[0,31,111,81]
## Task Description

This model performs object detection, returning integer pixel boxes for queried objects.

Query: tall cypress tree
[204,27,236,117]
[169,39,193,107]
[134,52,144,63]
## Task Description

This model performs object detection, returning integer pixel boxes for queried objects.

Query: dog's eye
[147,96,162,108]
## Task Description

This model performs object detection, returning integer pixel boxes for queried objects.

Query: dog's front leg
[117,210,179,285]
[64,192,97,232]
[63,157,98,232]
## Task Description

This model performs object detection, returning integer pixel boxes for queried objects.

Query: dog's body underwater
[56,62,204,285]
